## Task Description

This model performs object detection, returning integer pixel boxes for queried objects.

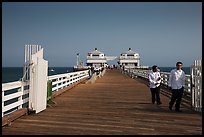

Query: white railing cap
[2,81,22,91]
[48,70,89,80]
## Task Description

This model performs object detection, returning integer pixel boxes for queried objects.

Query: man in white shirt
[168,62,186,112]
[148,65,162,105]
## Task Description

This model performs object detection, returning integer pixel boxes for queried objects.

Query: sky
[2,2,202,67]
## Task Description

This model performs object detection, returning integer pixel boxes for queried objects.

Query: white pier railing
[48,70,89,93]
[2,70,90,117]
[2,81,29,117]
[127,69,191,93]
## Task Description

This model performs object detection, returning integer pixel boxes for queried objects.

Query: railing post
[2,90,4,117]
[18,83,24,109]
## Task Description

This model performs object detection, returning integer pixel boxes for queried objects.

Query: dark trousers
[150,86,161,104]
[169,87,184,111]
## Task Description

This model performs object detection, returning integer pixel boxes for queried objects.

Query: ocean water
[2,67,190,83]
[2,67,74,83]
[158,67,190,75]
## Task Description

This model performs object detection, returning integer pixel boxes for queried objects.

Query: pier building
[86,48,107,70]
[118,48,140,69]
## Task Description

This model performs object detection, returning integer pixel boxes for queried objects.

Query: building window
[127,55,134,56]
[92,55,99,57]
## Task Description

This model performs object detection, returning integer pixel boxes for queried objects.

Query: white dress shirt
[168,69,185,89]
[148,70,161,88]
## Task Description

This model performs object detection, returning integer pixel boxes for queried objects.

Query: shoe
[157,102,162,105]
[169,106,172,111]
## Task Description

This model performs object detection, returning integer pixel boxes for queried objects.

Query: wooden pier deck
[2,69,202,135]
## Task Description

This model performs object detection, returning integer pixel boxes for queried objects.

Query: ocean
[158,67,190,75]
[2,67,74,83]
[2,67,190,83]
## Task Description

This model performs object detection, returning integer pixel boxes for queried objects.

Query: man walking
[148,65,162,105]
[168,62,186,112]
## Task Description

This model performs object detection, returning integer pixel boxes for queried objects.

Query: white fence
[48,70,90,93]
[2,81,29,117]
[2,70,90,117]
[128,69,191,91]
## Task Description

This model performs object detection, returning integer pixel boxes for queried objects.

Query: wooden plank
[2,108,28,126]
